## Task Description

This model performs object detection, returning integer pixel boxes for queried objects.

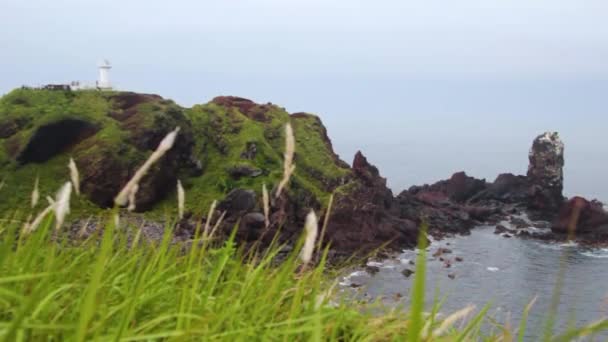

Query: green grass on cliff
[0,89,351,218]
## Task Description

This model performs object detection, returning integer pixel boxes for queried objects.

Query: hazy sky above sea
[1,0,607,200]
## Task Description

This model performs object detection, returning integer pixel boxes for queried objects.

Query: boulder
[238,212,267,241]
[552,197,608,234]
[218,189,257,214]
[228,165,263,179]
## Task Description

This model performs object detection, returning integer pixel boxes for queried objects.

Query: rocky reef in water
[1,88,607,257]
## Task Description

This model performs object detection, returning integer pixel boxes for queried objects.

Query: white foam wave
[487,267,500,272]
[558,241,579,248]
[580,248,608,258]
[339,270,368,286]
[366,261,383,267]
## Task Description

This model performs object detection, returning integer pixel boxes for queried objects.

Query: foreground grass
[0,211,408,341]
[1,212,608,341]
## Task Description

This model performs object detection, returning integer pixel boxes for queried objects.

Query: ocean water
[340,227,608,339]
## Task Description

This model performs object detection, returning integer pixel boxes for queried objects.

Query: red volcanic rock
[323,151,419,253]
[211,96,272,122]
[552,197,608,234]
[414,191,449,206]
[446,171,487,202]
[408,171,486,203]
[352,151,383,185]
[109,92,163,121]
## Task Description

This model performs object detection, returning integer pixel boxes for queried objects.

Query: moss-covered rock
[0,88,352,218]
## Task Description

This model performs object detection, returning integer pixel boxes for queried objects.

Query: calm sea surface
[340,226,608,339]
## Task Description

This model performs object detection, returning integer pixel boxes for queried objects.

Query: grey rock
[218,189,257,213]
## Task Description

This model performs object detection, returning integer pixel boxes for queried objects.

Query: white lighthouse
[97,59,112,90]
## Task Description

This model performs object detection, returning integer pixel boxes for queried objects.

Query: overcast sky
[2,0,607,199]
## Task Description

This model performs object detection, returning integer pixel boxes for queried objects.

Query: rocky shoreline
[82,131,608,260]
[2,90,607,258]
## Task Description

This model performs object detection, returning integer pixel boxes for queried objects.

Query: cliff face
[2,88,606,254]
[0,90,350,216]
[2,89,416,254]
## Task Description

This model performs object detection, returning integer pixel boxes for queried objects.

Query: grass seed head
[115,127,180,207]
[275,123,295,199]
[127,184,139,212]
[158,126,180,152]
[31,176,40,208]
[262,183,270,227]
[203,200,217,236]
[300,209,318,265]
[23,204,54,234]
[177,179,185,220]
[68,158,80,195]
[53,182,72,231]
[432,305,475,338]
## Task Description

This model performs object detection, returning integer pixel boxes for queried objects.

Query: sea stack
[527,132,565,214]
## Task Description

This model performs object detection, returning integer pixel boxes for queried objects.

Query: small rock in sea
[448,273,456,279]
[534,221,551,229]
[439,257,445,262]
[502,233,512,238]
[365,265,380,276]
[350,283,363,288]
[494,225,509,234]
[409,260,415,265]
[446,242,451,246]
[432,247,452,257]
[455,256,463,262]
[401,269,415,278]
[443,260,452,268]
[518,230,531,237]
[394,292,403,300]
[510,217,529,229]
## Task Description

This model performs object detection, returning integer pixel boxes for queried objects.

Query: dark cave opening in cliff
[17,119,99,164]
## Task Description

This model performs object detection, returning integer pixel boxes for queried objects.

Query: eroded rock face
[323,151,419,253]
[527,132,565,213]
[552,197,608,234]
[211,96,272,122]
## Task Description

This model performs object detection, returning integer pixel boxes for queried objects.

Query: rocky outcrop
[323,151,419,253]
[552,197,608,234]
[527,132,565,214]
[4,88,607,255]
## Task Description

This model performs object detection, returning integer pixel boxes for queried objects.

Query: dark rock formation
[228,165,263,179]
[322,151,419,253]
[446,172,487,202]
[240,141,257,159]
[401,269,415,278]
[552,197,608,234]
[218,189,257,214]
[527,132,565,214]
[5,87,607,256]
[238,212,267,241]
[469,173,529,204]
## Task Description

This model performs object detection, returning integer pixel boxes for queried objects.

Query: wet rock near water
[401,269,415,278]
[552,197,608,235]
